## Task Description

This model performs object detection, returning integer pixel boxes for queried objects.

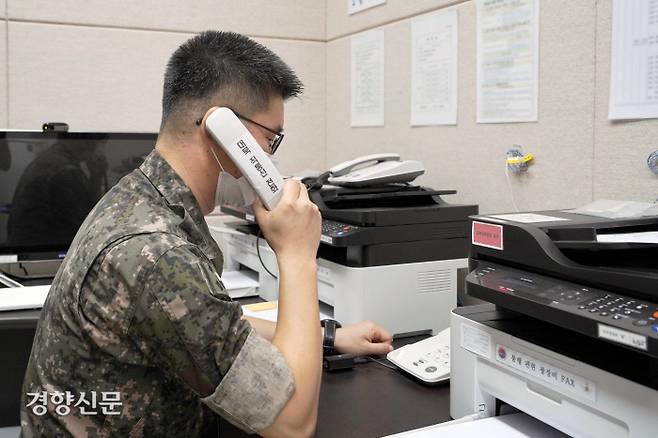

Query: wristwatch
[320,319,342,356]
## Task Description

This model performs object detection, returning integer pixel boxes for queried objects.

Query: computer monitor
[0,131,157,263]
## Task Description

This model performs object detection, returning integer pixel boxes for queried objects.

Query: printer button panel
[471,265,658,340]
[321,219,359,237]
[579,295,658,328]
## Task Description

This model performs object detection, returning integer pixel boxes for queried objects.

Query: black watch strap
[321,319,341,356]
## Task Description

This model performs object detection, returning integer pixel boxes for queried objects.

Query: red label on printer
[472,221,504,250]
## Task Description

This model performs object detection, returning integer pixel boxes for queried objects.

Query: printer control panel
[468,263,658,356]
[320,219,363,246]
[321,219,360,244]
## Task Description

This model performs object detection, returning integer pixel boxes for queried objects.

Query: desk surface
[317,337,451,438]
[1,309,451,437]
[220,335,451,438]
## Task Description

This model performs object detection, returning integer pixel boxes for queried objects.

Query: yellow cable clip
[506,153,534,165]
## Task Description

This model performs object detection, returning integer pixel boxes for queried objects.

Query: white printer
[451,210,658,437]
[218,183,478,337]
[451,305,658,437]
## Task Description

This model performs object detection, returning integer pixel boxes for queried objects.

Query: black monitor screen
[0,131,157,260]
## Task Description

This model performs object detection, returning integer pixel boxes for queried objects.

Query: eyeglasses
[196,110,284,155]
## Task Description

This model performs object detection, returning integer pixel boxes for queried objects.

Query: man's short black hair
[160,31,303,130]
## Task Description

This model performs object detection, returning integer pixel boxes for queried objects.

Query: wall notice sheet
[477,0,540,123]
[351,29,385,127]
[609,0,658,120]
[410,9,458,126]
[348,0,386,15]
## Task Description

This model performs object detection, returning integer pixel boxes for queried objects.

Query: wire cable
[365,356,399,371]
[504,161,520,212]
[256,230,278,279]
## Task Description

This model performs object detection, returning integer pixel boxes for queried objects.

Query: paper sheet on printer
[642,203,658,217]
[384,412,569,438]
[597,231,658,244]
[0,285,50,312]
[569,200,655,219]
[488,213,569,223]
[221,270,259,298]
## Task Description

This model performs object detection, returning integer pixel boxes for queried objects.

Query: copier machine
[220,184,478,336]
[451,210,658,437]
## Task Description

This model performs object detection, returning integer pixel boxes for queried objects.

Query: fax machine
[451,210,658,437]
[220,183,478,337]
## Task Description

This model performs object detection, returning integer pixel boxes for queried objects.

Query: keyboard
[386,327,450,384]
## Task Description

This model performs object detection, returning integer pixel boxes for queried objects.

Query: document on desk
[609,0,658,120]
[384,412,568,438]
[476,0,539,123]
[351,29,385,127]
[410,9,458,126]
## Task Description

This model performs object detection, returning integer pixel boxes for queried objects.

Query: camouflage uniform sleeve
[130,243,295,433]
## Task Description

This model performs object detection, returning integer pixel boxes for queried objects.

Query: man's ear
[199,106,220,137]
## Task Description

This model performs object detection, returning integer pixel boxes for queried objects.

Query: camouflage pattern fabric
[21,150,295,437]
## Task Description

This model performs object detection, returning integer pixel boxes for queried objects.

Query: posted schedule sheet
[410,9,458,126]
[351,29,385,127]
[477,0,540,123]
[609,0,658,120]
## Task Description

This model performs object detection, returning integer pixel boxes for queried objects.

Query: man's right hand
[252,180,321,264]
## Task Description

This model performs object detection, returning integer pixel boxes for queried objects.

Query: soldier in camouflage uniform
[21,31,393,437]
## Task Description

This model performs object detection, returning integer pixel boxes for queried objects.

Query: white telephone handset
[329,153,401,176]
[205,107,284,210]
[327,153,425,187]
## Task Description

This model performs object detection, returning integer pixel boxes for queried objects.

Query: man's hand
[252,179,321,264]
[334,320,393,356]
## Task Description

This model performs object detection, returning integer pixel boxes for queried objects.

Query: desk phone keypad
[386,328,451,384]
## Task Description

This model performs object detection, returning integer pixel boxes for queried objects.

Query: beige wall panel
[593,0,658,202]
[326,1,597,214]
[0,21,6,127]
[254,38,326,174]
[9,23,194,132]
[327,0,463,40]
[0,0,5,18]
[8,23,324,172]
[8,0,325,41]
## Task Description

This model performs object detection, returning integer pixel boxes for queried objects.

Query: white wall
[2,1,656,209]
[7,1,325,40]
[0,0,326,174]
[326,0,657,213]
